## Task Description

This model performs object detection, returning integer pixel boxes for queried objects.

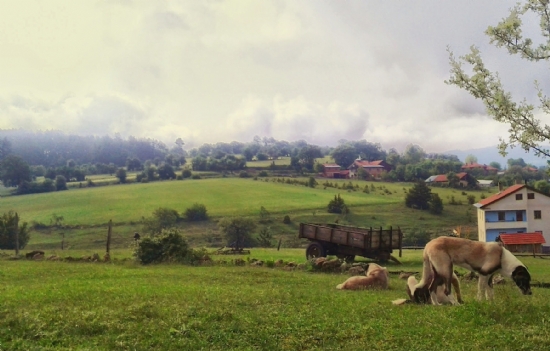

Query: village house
[347,160,392,179]
[321,164,349,178]
[424,172,476,188]
[473,184,550,252]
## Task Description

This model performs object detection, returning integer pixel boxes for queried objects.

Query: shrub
[259,206,271,223]
[184,203,208,221]
[467,195,476,205]
[134,229,190,264]
[239,171,250,178]
[258,170,268,177]
[308,177,318,188]
[283,215,291,224]
[429,193,444,215]
[328,194,348,214]
[257,227,273,247]
[182,169,192,178]
[218,217,257,248]
[55,175,68,191]
[191,174,201,179]
[115,168,127,183]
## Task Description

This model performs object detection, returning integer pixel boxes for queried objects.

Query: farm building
[496,233,546,254]
[474,184,550,247]
[461,162,498,174]
[424,172,476,187]
[321,164,349,178]
[347,160,392,179]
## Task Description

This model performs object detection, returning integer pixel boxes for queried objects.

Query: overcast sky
[0,0,546,152]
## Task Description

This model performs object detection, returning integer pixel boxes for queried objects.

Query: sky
[0,0,547,153]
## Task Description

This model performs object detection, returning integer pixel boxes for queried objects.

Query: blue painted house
[474,184,550,246]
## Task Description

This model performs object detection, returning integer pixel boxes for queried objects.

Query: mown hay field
[1,249,549,351]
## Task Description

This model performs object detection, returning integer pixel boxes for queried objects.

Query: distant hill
[443,145,549,168]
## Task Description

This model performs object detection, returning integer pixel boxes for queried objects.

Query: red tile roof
[476,184,525,208]
[430,172,469,183]
[461,163,498,171]
[323,164,341,168]
[498,233,546,245]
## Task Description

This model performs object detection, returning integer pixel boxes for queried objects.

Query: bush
[55,175,68,191]
[328,194,348,214]
[239,171,250,178]
[467,195,476,205]
[115,168,127,183]
[184,203,208,221]
[182,169,192,178]
[134,229,190,264]
[191,174,201,179]
[429,193,444,215]
[258,170,268,177]
[283,215,291,224]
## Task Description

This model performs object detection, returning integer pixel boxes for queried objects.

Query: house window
[516,211,524,221]
[516,194,523,200]
[498,212,505,221]
[535,210,542,219]
[528,193,535,199]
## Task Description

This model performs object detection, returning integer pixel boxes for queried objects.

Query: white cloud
[0,0,541,155]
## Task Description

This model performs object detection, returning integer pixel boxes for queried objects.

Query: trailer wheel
[306,242,326,260]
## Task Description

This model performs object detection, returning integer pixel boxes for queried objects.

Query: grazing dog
[414,237,531,302]
[336,263,389,290]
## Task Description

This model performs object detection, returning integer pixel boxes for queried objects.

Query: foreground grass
[1,251,550,350]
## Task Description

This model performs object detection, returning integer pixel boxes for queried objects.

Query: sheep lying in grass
[336,263,389,290]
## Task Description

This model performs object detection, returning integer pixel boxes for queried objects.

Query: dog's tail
[415,253,434,291]
[336,283,344,290]
[392,298,410,305]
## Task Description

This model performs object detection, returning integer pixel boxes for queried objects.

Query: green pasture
[1,249,549,350]
[1,177,496,250]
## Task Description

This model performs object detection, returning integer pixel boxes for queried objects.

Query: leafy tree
[405,181,432,210]
[307,176,318,188]
[402,144,426,164]
[447,172,459,188]
[356,167,369,180]
[298,145,323,171]
[464,154,478,164]
[447,1,550,158]
[55,175,68,191]
[115,168,127,183]
[489,161,502,170]
[181,169,192,178]
[0,211,30,250]
[508,158,527,168]
[142,207,179,236]
[0,137,12,160]
[184,203,208,221]
[330,144,357,168]
[218,217,257,248]
[256,153,268,161]
[0,155,31,187]
[158,164,176,180]
[535,179,550,194]
[126,157,142,171]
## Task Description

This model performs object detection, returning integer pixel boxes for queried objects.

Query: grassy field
[1,177,493,251]
[1,249,549,350]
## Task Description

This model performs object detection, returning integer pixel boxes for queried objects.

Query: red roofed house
[461,162,498,174]
[348,160,392,179]
[474,184,550,249]
[321,164,349,179]
[425,172,476,187]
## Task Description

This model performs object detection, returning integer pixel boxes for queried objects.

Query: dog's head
[412,286,431,304]
[512,266,532,295]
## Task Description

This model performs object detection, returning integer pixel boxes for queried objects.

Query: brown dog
[414,236,531,302]
[336,263,389,290]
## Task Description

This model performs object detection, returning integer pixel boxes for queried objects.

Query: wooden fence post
[106,220,112,260]
[14,212,19,257]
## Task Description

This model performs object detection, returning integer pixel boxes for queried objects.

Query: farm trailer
[298,223,403,263]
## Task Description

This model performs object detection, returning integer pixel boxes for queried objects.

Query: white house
[473,184,550,246]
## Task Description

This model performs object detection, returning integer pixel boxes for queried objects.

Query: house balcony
[485,221,526,230]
